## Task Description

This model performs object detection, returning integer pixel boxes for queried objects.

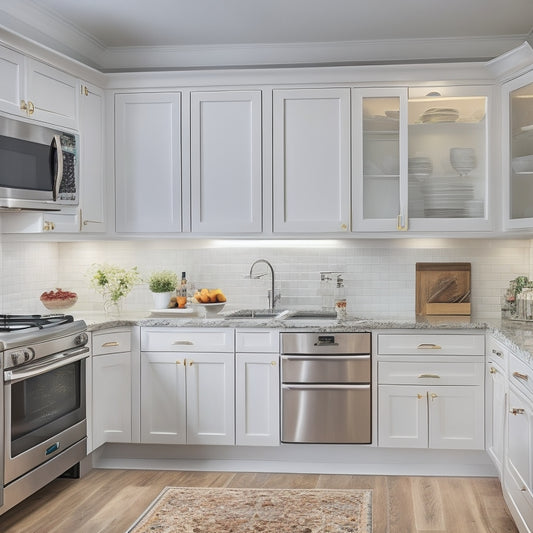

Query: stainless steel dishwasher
[281,332,371,444]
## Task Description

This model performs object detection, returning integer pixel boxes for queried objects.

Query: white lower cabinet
[140,328,235,445]
[486,337,508,476]
[140,352,234,445]
[504,352,533,533]
[379,384,484,449]
[92,350,132,449]
[235,329,280,446]
[377,332,485,450]
[90,328,136,451]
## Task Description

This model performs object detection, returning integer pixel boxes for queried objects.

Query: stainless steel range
[0,314,89,514]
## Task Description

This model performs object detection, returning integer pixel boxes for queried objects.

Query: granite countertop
[78,310,533,369]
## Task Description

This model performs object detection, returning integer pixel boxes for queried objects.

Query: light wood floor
[0,469,518,533]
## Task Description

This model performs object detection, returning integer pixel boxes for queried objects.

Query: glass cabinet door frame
[352,87,409,232]
[503,68,533,231]
[407,85,493,233]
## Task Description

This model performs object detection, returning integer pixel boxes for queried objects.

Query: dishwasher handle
[282,384,370,390]
[282,354,370,361]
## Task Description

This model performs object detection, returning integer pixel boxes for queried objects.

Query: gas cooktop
[0,314,74,333]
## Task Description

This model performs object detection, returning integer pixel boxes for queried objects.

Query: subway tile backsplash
[1,238,531,320]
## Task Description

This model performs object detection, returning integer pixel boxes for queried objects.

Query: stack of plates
[420,108,460,123]
[408,178,425,217]
[408,156,433,178]
[421,177,474,218]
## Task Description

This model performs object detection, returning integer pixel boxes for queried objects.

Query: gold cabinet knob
[43,221,55,231]
[510,408,525,415]
[430,393,438,400]
[271,361,277,366]
[417,393,424,400]
[340,223,348,231]
[489,367,497,374]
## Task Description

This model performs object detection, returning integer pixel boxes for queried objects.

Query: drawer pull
[271,361,277,366]
[175,360,182,365]
[417,393,424,399]
[489,367,497,374]
[417,343,442,350]
[510,408,525,415]
[492,349,503,358]
[188,360,194,366]
[173,340,194,345]
[102,341,119,347]
[513,371,529,381]
[418,374,440,379]
[430,393,438,400]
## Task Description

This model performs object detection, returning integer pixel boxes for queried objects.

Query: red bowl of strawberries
[40,289,78,310]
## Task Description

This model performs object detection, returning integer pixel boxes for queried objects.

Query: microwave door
[50,134,63,202]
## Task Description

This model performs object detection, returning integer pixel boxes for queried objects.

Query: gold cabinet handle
[188,360,194,366]
[27,101,35,115]
[492,349,503,358]
[430,393,438,400]
[417,393,424,399]
[417,343,442,350]
[43,221,55,231]
[271,361,277,366]
[510,408,525,415]
[173,340,194,345]
[418,374,440,379]
[396,213,408,231]
[102,341,119,347]
[513,371,529,381]
[340,223,348,231]
[175,360,182,365]
[20,100,28,113]
[489,367,497,374]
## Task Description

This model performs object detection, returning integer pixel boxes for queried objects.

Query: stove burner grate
[0,314,74,333]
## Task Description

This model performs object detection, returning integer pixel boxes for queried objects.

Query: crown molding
[0,2,529,71]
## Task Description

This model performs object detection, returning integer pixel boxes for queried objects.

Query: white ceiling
[1,0,532,71]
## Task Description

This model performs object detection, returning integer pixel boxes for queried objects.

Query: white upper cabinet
[0,45,78,130]
[115,92,182,233]
[272,88,351,233]
[352,88,408,232]
[78,82,105,232]
[407,86,491,232]
[0,44,25,117]
[25,59,78,130]
[503,69,533,231]
[190,90,262,233]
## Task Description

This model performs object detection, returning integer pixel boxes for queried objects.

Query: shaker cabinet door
[115,92,182,233]
[273,88,351,233]
[190,90,262,233]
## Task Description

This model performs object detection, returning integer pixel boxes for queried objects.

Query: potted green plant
[148,270,178,308]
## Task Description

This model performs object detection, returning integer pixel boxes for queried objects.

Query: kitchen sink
[285,310,338,320]
[224,309,340,320]
[224,309,287,319]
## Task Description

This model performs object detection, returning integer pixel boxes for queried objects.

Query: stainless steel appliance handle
[4,346,89,384]
[282,354,370,361]
[51,134,64,201]
[282,384,370,390]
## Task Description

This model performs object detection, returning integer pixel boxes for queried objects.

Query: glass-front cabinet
[352,88,408,231]
[353,85,491,232]
[504,70,533,230]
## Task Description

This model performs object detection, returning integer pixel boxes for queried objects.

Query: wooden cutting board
[416,262,471,316]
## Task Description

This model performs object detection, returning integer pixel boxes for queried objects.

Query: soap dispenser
[334,274,347,320]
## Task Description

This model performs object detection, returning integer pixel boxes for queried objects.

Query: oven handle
[4,346,90,384]
[281,354,370,361]
[282,384,370,390]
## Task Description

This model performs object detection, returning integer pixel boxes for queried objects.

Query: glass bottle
[179,271,188,297]
[334,275,347,320]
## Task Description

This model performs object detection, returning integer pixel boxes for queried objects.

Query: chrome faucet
[249,259,280,311]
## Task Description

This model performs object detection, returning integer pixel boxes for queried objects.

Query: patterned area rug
[127,486,373,532]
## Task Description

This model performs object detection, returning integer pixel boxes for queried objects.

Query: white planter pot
[151,291,174,309]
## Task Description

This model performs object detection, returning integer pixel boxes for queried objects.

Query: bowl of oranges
[193,288,227,316]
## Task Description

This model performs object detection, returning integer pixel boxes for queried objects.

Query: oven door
[3,346,89,485]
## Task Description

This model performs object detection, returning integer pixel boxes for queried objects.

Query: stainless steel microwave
[0,116,79,211]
